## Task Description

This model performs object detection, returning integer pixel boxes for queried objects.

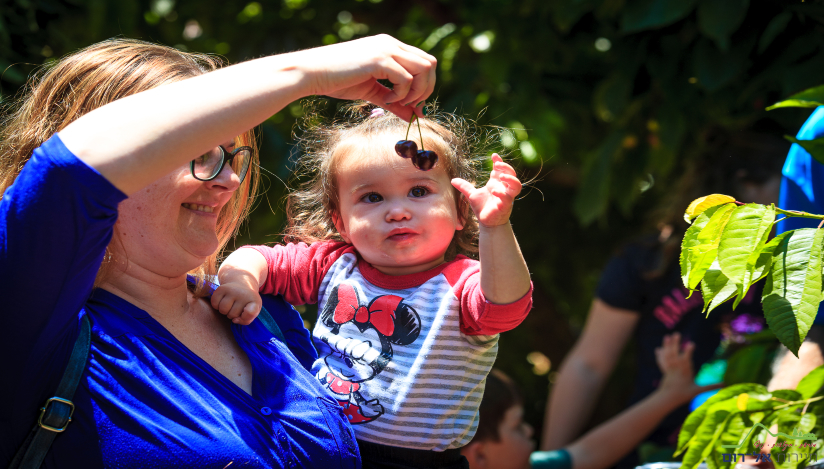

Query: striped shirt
[249,241,532,451]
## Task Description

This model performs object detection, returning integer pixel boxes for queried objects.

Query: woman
[542,128,788,467]
[0,36,435,468]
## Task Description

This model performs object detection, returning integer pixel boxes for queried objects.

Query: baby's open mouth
[182,203,215,213]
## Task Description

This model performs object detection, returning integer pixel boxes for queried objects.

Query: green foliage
[763,228,824,355]
[679,198,824,355]
[677,368,824,469]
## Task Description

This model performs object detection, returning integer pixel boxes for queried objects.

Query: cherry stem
[405,114,415,140]
[416,115,425,151]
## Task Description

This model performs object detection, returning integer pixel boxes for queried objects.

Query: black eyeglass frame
[190,145,253,183]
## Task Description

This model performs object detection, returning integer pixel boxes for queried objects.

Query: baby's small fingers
[493,160,517,178]
[210,289,226,312]
[234,303,260,326]
[226,301,246,321]
[497,173,523,195]
[216,296,237,316]
[452,178,476,198]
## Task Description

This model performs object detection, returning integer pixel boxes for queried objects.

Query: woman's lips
[181,203,215,214]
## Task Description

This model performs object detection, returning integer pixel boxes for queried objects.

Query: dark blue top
[0,135,360,468]
[776,106,824,325]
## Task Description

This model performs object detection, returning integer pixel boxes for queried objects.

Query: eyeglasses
[190,145,252,184]
[394,115,438,171]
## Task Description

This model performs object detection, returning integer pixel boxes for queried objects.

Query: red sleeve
[242,241,356,306]
[442,257,533,335]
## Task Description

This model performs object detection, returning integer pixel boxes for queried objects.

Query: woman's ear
[331,211,351,243]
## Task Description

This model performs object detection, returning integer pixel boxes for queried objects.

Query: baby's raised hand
[451,154,522,227]
[211,281,262,326]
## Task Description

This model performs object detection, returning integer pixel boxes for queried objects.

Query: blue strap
[257,304,286,342]
[8,314,91,469]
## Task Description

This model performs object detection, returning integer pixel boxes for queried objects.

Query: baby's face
[333,133,463,276]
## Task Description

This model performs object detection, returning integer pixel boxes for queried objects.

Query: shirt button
[261,407,272,416]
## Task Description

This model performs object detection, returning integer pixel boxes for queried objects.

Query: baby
[214,105,532,468]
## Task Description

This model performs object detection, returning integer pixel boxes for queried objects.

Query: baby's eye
[362,192,383,203]
[409,186,428,198]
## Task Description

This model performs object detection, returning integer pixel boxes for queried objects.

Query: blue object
[0,135,359,468]
[777,106,824,325]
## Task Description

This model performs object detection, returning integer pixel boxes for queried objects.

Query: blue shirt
[777,106,824,325]
[0,135,360,468]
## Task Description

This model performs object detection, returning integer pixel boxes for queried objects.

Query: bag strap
[8,304,284,469]
[8,314,91,469]
[257,304,286,342]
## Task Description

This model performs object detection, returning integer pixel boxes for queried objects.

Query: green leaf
[700,233,784,315]
[621,0,699,33]
[767,84,824,110]
[696,0,749,51]
[797,365,824,399]
[773,412,817,469]
[700,262,738,314]
[724,343,768,385]
[682,205,725,288]
[681,399,739,469]
[685,194,737,223]
[785,136,824,166]
[758,11,792,53]
[717,204,776,300]
[676,383,767,455]
[683,203,737,290]
[692,37,751,92]
[763,228,824,356]
[711,412,749,469]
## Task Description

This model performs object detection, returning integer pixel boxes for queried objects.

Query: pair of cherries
[394,115,438,171]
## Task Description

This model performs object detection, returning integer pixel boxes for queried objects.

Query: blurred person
[542,128,788,467]
[462,334,715,469]
[766,107,824,393]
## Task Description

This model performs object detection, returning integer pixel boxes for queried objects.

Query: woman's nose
[206,163,241,192]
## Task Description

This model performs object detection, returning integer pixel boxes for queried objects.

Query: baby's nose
[385,203,412,222]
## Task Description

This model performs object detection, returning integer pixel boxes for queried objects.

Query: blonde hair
[285,102,497,260]
[0,38,259,295]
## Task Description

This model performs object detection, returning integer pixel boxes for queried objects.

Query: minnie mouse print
[315,283,422,424]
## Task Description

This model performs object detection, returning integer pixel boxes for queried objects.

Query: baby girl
[214,105,533,468]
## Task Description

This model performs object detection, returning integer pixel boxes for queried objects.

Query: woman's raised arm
[59,35,436,195]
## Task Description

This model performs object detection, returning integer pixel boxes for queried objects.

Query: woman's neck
[99,261,193,321]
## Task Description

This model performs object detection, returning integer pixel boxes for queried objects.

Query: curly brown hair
[284,101,501,260]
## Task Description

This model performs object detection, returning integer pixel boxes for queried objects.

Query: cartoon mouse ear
[389,302,421,345]
[320,283,359,327]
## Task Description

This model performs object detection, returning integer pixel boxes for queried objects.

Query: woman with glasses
[0,36,435,468]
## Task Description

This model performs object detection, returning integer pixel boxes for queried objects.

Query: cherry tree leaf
[717,204,775,301]
[681,203,736,290]
[684,194,736,224]
[763,228,824,356]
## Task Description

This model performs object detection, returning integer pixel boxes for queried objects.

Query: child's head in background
[461,369,535,469]
[285,103,496,275]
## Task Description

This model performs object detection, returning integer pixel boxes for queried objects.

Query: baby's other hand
[655,333,722,405]
[211,282,262,326]
[451,153,522,227]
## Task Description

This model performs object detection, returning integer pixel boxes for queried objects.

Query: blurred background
[4,0,824,444]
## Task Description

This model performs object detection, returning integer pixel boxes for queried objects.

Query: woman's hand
[293,34,437,121]
[451,154,522,227]
[655,333,722,406]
